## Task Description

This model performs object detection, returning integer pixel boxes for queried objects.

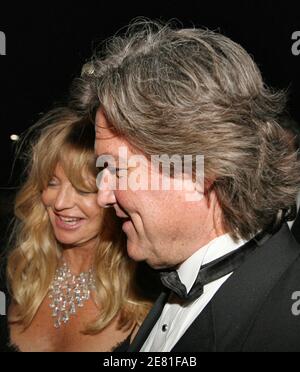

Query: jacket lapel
[127,290,170,352]
[291,209,300,243]
[172,301,216,352]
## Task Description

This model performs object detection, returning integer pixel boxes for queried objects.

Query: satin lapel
[127,290,170,352]
[291,209,300,243]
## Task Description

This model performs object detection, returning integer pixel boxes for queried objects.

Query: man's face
[95,109,222,269]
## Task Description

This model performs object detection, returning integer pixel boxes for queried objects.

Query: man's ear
[199,178,216,208]
[195,177,214,194]
[184,175,207,203]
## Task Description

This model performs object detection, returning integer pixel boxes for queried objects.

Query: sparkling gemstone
[70,303,76,315]
[52,308,59,317]
[54,319,61,329]
[62,312,69,323]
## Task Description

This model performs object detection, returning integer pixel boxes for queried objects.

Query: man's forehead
[95,109,116,139]
[95,108,143,155]
[95,134,125,158]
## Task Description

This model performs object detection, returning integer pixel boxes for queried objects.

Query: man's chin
[126,241,146,263]
[146,261,172,270]
[126,241,169,270]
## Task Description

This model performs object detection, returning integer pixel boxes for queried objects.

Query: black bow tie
[160,230,273,303]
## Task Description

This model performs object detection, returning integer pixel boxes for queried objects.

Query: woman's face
[41,163,103,247]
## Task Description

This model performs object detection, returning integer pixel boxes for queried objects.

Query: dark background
[0,1,300,243]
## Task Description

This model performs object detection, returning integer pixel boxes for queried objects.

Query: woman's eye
[78,190,90,195]
[76,189,96,196]
[48,179,58,186]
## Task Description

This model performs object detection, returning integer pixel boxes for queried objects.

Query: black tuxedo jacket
[128,224,300,352]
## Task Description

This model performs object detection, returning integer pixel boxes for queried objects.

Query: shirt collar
[177,233,248,293]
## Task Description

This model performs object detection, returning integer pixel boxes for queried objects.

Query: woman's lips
[54,214,85,231]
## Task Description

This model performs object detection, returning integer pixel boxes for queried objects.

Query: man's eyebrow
[95,153,131,166]
[96,152,117,157]
[95,152,123,162]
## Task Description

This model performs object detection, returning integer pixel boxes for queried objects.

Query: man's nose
[54,185,76,210]
[96,168,117,208]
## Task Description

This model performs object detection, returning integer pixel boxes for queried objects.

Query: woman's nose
[54,185,76,210]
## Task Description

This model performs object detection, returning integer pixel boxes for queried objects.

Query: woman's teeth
[59,216,82,225]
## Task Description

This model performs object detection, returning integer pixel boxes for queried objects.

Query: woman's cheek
[41,190,49,207]
[41,189,55,209]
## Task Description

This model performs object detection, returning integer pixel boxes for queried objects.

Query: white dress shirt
[141,233,248,352]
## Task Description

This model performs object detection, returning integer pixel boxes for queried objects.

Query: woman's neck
[61,239,97,274]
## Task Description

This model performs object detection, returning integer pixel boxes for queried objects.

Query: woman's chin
[52,231,79,246]
[57,238,78,247]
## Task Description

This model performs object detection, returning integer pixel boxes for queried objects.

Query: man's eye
[96,164,128,179]
[105,167,127,178]
[96,161,109,172]
[115,168,128,179]
[97,166,107,173]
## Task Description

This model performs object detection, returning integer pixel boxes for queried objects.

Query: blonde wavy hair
[7,107,150,334]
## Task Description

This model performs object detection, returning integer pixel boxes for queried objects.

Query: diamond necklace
[48,262,96,328]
